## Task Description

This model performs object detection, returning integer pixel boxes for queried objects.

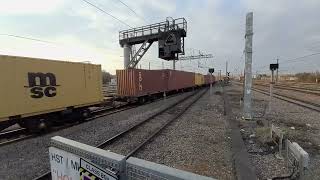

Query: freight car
[195,73,205,86]
[116,69,215,102]
[0,55,103,131]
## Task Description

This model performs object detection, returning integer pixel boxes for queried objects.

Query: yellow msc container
[194,73,205,86]
[0,55,103,126]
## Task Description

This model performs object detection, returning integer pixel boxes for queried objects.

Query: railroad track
[0,91,195,147]
[0,128,33,146]
[0,105,137,147]
[33,88,207,180]
[252,88,320,113]
[232,81,320,112]
[254,83,320,96]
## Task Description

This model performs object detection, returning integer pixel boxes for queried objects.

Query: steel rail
[124,89,207,159]
[254,83,320,96]
[34,89,206,180]
[252,88,320,113]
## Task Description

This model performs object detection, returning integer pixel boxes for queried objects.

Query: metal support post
[226,61,228,78]
[210,74,213,96]
[243,12,253,120]
[269,82,273,113]
[123,44,131,69]
[276,58,279,83]
[149,62,150,70]
[173,60,176,70]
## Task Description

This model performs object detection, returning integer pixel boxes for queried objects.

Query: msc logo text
[25,72,59,98]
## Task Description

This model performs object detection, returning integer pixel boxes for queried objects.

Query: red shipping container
[167,70,195,91]
[117,69,167,97]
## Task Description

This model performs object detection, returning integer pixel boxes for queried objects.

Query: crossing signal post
[269,63,279,113]
[209,68,214,95]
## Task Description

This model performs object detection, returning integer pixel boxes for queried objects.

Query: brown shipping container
[117,69,167,97]
[167,70,195,91]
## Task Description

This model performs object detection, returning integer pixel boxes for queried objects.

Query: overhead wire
[0,34,57,44]
[81,0,133,28]
[116,0,148,24]
[253,52,320,71]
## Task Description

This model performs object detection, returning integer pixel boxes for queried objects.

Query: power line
[280,52,320,64]
[81,0,133,28]
[116,0,148,24]
[0,34,57,44]
[254,52,320,70]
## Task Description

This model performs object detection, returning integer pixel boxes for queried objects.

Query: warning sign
[165,33,177,45]
[80,158,118,180]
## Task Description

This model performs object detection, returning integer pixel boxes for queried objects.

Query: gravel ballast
[0,92,193,180]
[230,82,320,179]
[134,86,234,179]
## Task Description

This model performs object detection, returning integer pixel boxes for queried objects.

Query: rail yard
[1,1,320,180]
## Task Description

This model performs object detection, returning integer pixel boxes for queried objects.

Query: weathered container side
[167,70,195,91]
[117,69,167,97]
[0,55,103,122]
[195,73,205,86]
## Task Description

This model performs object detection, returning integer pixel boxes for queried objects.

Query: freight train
[0,55,215,131]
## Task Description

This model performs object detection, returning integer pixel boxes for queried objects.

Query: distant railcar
[116,69,167,100]
[167,70,194,91]
[195,73,205,86]
[0,55,103,131]
[116,69,214,102]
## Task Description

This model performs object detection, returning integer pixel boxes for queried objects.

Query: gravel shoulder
[134,86,234,180]
[230,82,320,179]
[0,92,193,180]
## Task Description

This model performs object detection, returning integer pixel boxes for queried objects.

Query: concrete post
[173,60,176,70]
[123,44,131,69]
[243,12,253,120]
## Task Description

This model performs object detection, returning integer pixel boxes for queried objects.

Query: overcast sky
[0,0,319,75]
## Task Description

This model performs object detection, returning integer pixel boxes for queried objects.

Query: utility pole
[219,70,222,81]
[243,12,253,120]
[276,58,279,83]
[226,61,228,78]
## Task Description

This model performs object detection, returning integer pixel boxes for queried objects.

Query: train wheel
[138,97,146,104]
[18,117,51,133]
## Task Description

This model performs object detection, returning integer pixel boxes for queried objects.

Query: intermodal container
[116,69,167,97]
[167,70,195,91]
[0,55,103,122]
[195,73,205,86]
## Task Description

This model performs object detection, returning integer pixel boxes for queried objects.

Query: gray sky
[0,0,319,75]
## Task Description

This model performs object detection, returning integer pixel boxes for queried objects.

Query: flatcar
[0,55,103,131]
